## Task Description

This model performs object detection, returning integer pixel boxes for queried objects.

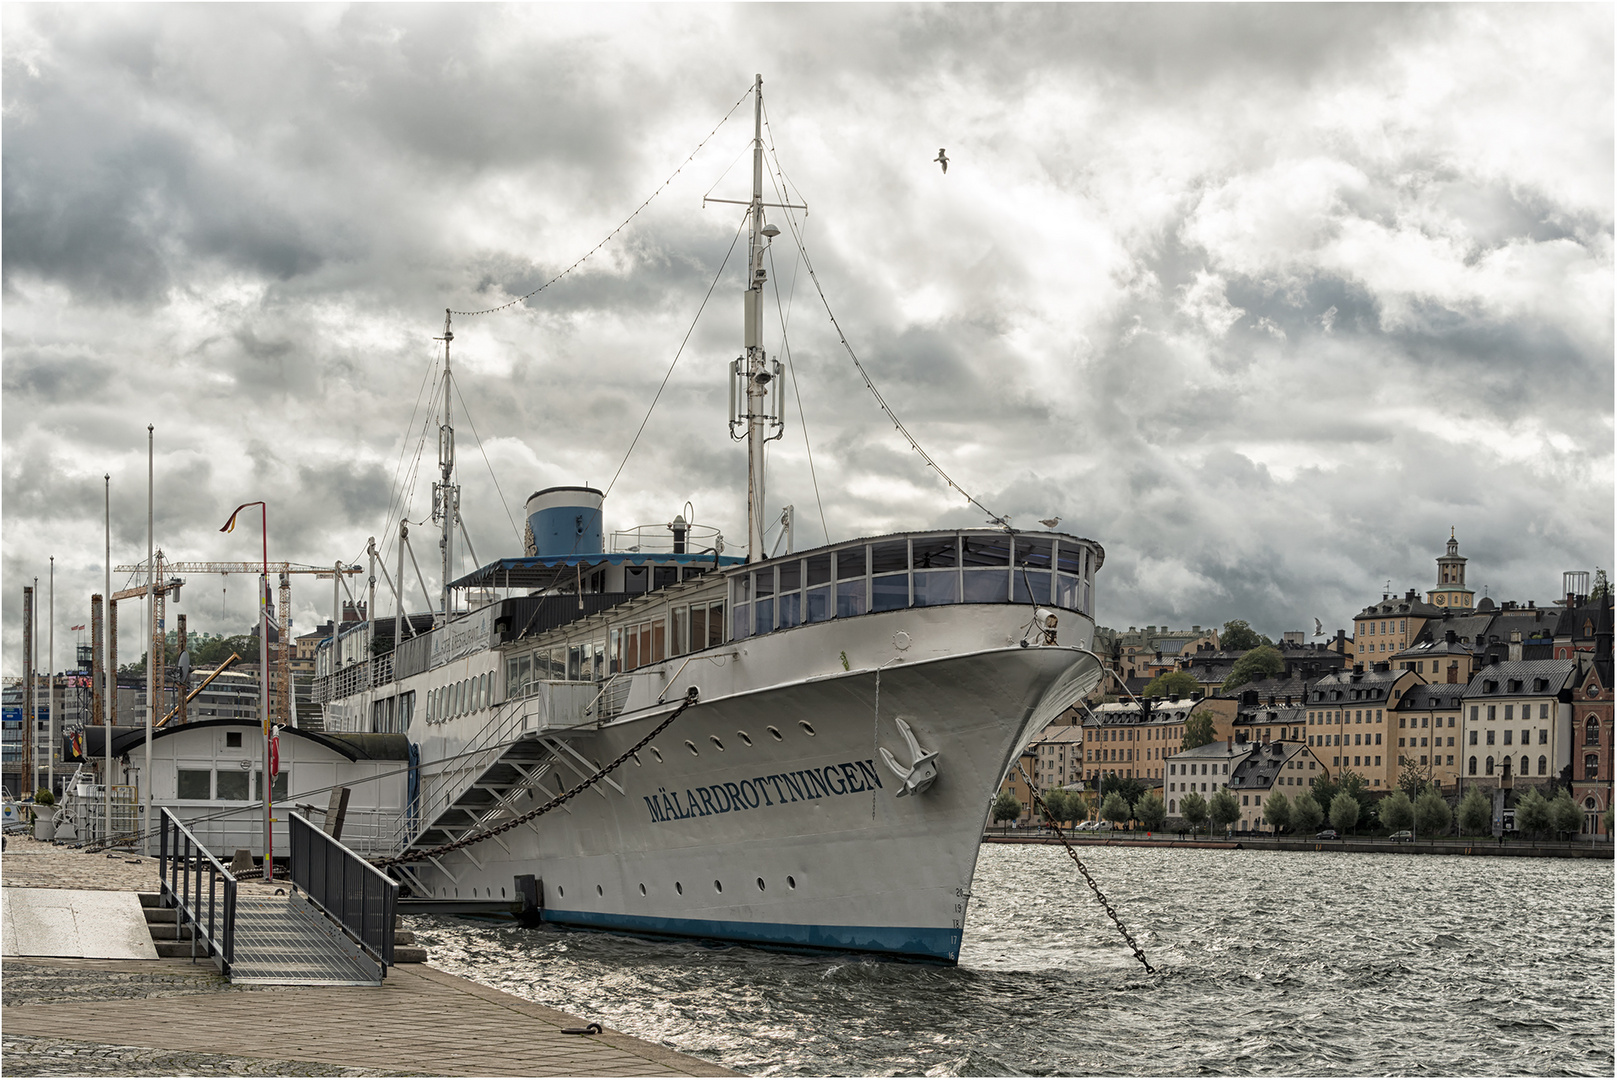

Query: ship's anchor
[880,716,939,797]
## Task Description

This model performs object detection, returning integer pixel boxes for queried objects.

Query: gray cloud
[2,2,1610,669]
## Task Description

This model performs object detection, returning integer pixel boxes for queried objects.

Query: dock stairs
[139,892,426,965]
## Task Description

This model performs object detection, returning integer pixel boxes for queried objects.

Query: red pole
[262,504,272,883]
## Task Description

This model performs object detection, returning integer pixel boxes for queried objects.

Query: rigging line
[384,381,441,565]
[378,344,442,551]
[603,207,751,500]
[768,245,829,546]
[760,109,828,542]
[449,371,523,548]
[772,190,1009,530]
[450,82,755,318]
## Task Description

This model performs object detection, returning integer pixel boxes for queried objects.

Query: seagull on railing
[1039,517,1061,529]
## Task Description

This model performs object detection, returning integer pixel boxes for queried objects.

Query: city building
[1081,696,1236,786]
[1163,740,1248,817]
[1029,725,1086,792]
[1226,740,1326,832]
[1354,589,1443,667]
[1391,682,1466,792]
[1304,663,1424,790]
[1571,643,1612,836]
[1459,657,1578,793]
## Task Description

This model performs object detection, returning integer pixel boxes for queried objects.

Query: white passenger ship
[313,78,1105,962]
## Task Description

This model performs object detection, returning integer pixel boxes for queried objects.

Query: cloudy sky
[3,2,1612,675]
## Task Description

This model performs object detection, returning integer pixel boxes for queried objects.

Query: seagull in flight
[1039,517,1061,529]
[1313,618,1324,637]
[934,148,949,174]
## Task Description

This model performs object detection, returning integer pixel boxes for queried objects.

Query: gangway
[158,808,397,986]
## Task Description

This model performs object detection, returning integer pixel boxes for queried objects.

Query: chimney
[1509,631,1523,663]
[1445,629,1457,644]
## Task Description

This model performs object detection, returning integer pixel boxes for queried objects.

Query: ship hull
[407,632,1099,962]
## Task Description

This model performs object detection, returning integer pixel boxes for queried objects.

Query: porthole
[787,876,796,889]
[639,883,647,896]
[714,880,723,893]
[768,726,783,741]
[756,877,766,891]
[502,888,507,899]
[557,885,564,897]
[711,735,726,751]
[651,747,663,762]
[632,752,642,767]
[675,881,683,895]
[685,739,700,756]
[454,888,459,897]
[799,721,817,736]
[738,731,753,747]
[596,885,603,897]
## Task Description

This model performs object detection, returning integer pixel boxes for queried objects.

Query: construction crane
[115,555,363,728]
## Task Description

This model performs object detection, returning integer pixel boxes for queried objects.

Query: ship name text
[642,760,884,824]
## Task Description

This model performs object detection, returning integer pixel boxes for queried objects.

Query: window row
[730,535,1094,639]
[1470,728,1547,746]
[1400,736,1456,748]
[1311,732,1382,746]
[427,674,492,726]
[176,767,289,802]
[1471,703,1553,721]
[1468,755,1550,776]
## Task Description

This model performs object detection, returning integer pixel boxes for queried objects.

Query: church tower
[1428,529,1474,610]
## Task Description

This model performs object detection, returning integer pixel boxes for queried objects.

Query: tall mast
[435,309,456,624]
[744,73,767,562]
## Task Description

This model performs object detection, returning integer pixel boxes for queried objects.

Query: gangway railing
[157,807,238,975]
[289,811,397,970]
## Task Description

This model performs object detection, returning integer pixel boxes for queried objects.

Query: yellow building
[1391,682,1465,793]
[1303,663,1425,790]
[1082,696,1237,786]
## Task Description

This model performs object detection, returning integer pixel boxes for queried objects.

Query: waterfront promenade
[983,828,1614,858]
[1,838,732,1077]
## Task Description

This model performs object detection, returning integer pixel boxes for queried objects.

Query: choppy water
[408,845,1613,1075]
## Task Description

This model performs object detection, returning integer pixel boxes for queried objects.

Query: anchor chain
[1014,759,1156,974]
[373,687,700,869]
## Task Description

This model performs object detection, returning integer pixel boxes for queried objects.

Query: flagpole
[221,500,271,881]
[145,424,154,857]
[104,475,112,842]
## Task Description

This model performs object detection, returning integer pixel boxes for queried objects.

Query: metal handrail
[288,811,398,969]
[157,807,237,975]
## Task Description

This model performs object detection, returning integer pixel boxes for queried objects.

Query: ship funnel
[525,486,604,557]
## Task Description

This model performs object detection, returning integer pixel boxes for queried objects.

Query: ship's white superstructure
[313,76,1107,962]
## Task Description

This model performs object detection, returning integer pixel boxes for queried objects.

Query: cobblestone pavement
[1,957,732,1076]
[2,836,162,891]
[1,1034,405,1077]
[2,958,285,1007]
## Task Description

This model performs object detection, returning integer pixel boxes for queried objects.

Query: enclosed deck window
[726,532,1097,641]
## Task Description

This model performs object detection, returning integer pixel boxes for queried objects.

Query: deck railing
[289,811,398,969]
[157,807,237,975]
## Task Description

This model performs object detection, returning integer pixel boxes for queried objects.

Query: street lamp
[221,501,272,882]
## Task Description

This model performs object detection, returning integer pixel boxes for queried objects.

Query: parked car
[1076,820,1104,831]
[1389,830,1413,843]
[1316,828,1340,840]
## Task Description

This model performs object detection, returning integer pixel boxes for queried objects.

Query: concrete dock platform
[3,839,733,1077]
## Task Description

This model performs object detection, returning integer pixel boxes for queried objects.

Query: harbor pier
[1,837,732,1077]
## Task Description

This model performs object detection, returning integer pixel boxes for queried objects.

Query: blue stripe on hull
[542,908,963,962]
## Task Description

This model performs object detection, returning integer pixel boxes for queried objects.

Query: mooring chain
[1014,759,1156,974]
[373,687,700,869]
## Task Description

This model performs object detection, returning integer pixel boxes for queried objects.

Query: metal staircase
[387,681,618,876]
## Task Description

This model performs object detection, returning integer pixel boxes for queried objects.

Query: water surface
[410,845,1613,1075]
